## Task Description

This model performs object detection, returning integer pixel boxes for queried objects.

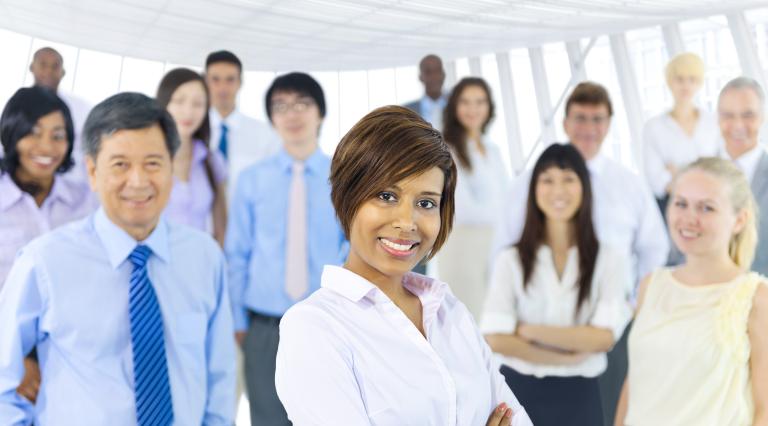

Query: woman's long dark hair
[516,143,599,315]
[441,77,495,172]
[156,68,218,193]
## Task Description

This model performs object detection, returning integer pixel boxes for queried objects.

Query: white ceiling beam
[528,46,558,146]
[727,11,768,92]
[609,32,645,170]
[661,23,686,57]
[495,51,525,174]
[565,40,588,83]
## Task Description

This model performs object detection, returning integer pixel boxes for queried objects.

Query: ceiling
[0,0,765,71]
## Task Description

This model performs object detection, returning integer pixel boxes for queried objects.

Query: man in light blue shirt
[0,92,236,425]
[226,72,347,425]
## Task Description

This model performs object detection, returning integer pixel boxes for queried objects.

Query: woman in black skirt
[480,143,632,426]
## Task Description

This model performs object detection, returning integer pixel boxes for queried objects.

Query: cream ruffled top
[625,268,765,426]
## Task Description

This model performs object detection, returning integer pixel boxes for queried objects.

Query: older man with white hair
[718,76,768,274]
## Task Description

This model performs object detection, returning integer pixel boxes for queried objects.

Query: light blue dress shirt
[225,147,348,331]
[0,208,235,425]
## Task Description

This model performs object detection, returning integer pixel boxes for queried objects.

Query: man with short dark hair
[28,47,92,184]
[404,54,447,131]
[0,92,236,425]
[226,72,347,425]
[204,50,278,200]
[494,81,668,425]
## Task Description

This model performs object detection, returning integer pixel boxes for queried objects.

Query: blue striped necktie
[128,245,174,426]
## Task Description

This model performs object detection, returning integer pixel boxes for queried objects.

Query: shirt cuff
[479,312,517,335]
[233,307,249,332]
[590,302,632,341]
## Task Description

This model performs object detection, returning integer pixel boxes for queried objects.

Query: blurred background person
[404,54,448,131]
[156,68,227,246]
[615,158,768,425]
[226,72,347,425]
[717,77,768,276]
[0,85,97,405]
[483,144,631,426]
[205,50,279,202]
[439,77,509,320]
[0,86,96,287]
[642,52,720,212]
[27,47,92,184]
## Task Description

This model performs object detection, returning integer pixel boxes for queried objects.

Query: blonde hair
[665,52,705,86]
[673,157,758,269]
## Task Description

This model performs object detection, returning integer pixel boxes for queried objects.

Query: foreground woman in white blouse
[482,143,632,426]
[275,105,532,426]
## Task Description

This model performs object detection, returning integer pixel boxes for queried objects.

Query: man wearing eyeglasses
[493,81,668,426]
[225,72,348,425]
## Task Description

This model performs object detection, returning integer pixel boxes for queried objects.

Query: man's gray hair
[719,76,765,109]
[82,92,180,158]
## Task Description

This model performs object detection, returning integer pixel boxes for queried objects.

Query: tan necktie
[285,161,308,300]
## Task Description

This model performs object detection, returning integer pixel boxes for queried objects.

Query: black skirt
[500,365,604,426]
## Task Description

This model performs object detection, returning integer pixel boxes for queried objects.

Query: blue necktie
[128,245,174,426]
[219,123,229,160]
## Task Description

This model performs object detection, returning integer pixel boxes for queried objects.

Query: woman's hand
[17,357,41,403]
[486,402,514,426]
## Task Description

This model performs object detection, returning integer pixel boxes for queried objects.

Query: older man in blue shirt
[0,93,236,425]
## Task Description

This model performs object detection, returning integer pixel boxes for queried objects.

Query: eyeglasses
[568,114,609,126]
[271,99,315,114]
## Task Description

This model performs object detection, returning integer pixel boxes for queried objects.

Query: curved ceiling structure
[0,0,766,71]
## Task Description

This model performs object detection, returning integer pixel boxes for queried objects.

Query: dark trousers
[243,312,291,426]
[597,322,631,426]
[500,366,603,426]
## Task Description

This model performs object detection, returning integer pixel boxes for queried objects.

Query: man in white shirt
[718,77,768,275]
[403,54,447,133]
[28,47,92,185]
[204,50,279,201]
[495,81,669,425]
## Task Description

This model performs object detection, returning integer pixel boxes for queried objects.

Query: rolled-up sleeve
[590,247,633,341]
[480,249,520,335]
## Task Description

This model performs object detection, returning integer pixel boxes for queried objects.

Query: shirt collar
[0,173,23,211]
[0,173,79,210]
[209,108,242,130]
[192,139,208,163]
[321,265,449,310]
[276,147,326,174]
[729,144,765,183]
[585,151,607,176]
[93,207,170,269]
[420,94,446,108]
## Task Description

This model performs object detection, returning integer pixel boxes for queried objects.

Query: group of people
[0,45,764,426]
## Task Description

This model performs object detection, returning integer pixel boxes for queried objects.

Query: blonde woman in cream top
[615,157,768,426]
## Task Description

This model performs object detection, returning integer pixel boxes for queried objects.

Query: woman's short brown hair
[330,105,457,260]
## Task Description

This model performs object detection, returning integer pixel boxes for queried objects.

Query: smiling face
[667,169,745,258]
[535,166,583,222]
[86,124,173,240]
[563,103,611,161]
[165,80,207,141]
[456,84,490,136]
[14,110,68,186]
[270,91,322,158]
[345,167,445,282]
[718,87,764,160]
[668,73,702,104]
